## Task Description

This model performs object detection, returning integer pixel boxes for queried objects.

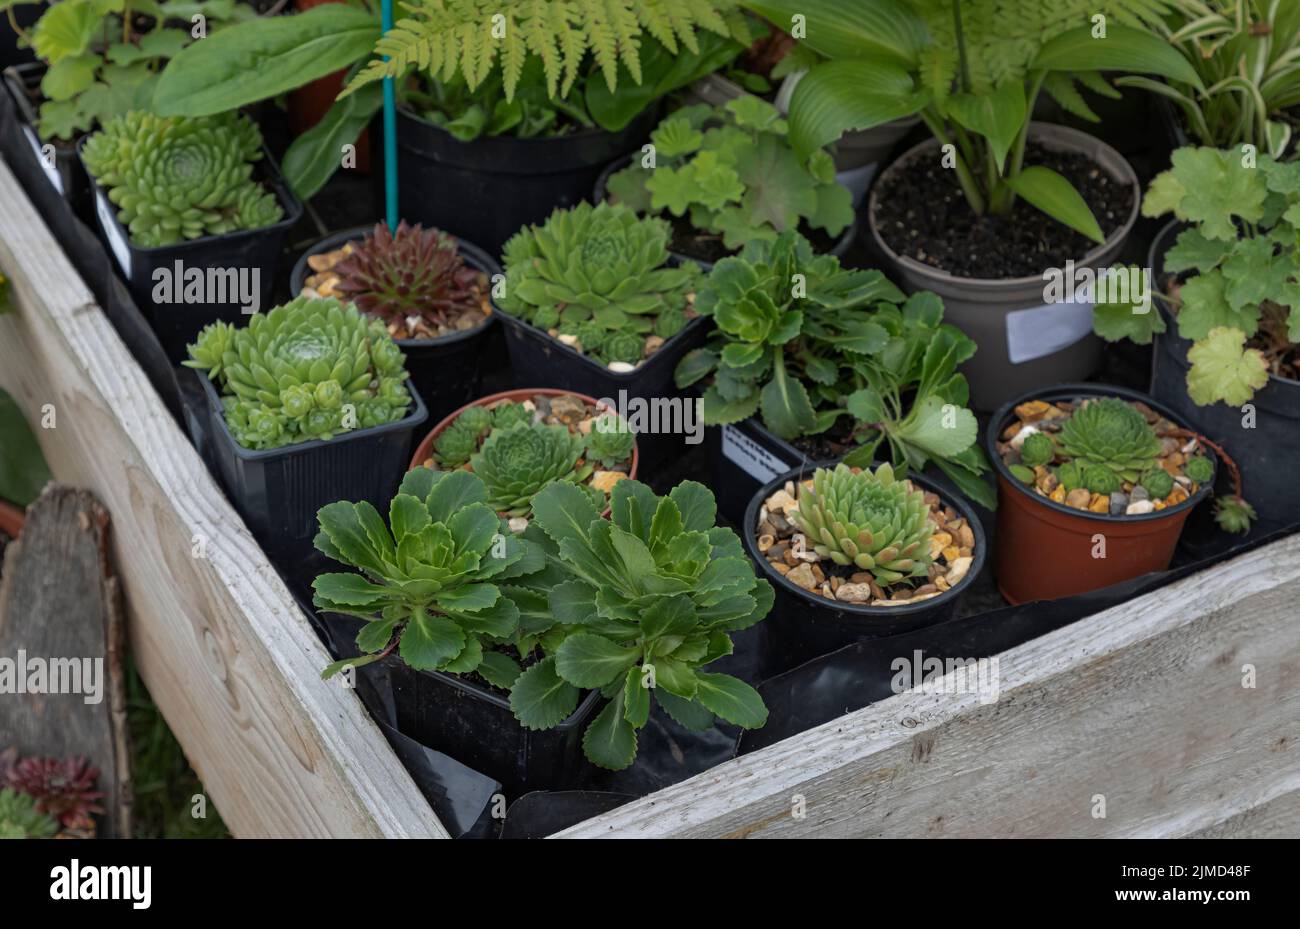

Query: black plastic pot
[593,154,858,270]
[494,308,711,470]
[1148,219,1300,534]
[2,64,90,218]
[387,660,602,799]
[194,372,427,564]
[79,138,303,364]
[745,461,987,678]
[395,104,658,256]
[290,225,502,425]
[705,418,807,525]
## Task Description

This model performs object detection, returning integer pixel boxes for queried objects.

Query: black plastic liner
[289,225,502,425]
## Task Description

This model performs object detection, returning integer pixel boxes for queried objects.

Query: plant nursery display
[411,391,637,519]
[1122,0,1300,155]
[988,385,1248,604]
[81,110,282,247]
[498,201,699,370]
[603,97,855,260]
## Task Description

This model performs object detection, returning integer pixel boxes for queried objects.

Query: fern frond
[344,0,743,100]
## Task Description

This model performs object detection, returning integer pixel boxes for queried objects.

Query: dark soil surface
[668,213,844,264]
[871,142,1135,279]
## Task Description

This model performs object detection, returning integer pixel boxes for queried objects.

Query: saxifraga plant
[791,463,934,586]
[1055,397,1161,483]
[499,202,698,365]
[508,479,774,770]
[585,413,635,469]
[332,221,487,333]
[185,296,411,450]
[81,110,281,247]
[313,469,541,686]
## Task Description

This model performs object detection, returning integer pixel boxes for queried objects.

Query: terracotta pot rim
[866,122,1141,289]
[0,499,25,539]
[742,459,987,618]
[408,388,640,482]
[289,224,499,347]
[986,382,1215,526]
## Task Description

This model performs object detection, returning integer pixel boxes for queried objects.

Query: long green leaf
[152,6,379,116]
[0,388,50,507]
[1031,24,1204,90]
[946,80,1026,173]
[741,0,926,66]
[282,83,382,201]
[1005,165,1105,244]
[786,58,929,160]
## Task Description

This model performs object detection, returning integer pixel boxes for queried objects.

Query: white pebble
[607,361,636,373]
[1125,500,1155,515]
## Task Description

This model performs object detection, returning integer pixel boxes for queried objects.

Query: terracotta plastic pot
[410,388,640,482]
[988,383,1215,605]
[0,499,25,539]
[868,123,1141,411]
[745,460,986,678]
[288,0,371,174]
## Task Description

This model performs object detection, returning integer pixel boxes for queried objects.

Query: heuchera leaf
[1186,327,1270,406]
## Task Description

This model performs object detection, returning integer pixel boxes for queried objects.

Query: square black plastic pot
[79,138,303,365]
[2,64,90,218]
[744,461,987,679]
[289,225,503,425]
[194,373,427,565]
[387,659,603,799]
[706,417,809,525]
[496,308,711,470]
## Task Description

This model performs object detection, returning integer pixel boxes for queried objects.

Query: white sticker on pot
[722,424,793,483]
[95,188,132,279]
[23,124,62,195]
[1005,298,1094,364]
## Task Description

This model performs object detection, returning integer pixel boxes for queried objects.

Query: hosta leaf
[946,80,1026,172]
[1186,327,1269,406]
[509,656,580,730]
[582,690,637,770]
[694,672,768,728]
[1005,166,1103,244]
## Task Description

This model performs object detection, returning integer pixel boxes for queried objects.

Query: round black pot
[194,372,428,566]
[395,104,658,256]
[745,460,987,679]
[593,153,858,270]
[290,225,501,425]
[1148,219,1300,533]
[79,137,303,364]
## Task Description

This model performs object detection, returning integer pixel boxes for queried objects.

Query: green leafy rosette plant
[4,0,251,141]
[1127,146,1300,406]
[81,110,282,247]
[605,97,854,251]
[507,479,773,770]
[1117,1,1300,157]
[473,423,593,518]
[676,232,994,508]
[793,463,934,586]
[313,469,542,686]
[740,0,1199,243]
[586,414,635,468]
[499,201,699,366]
[1055,397,1160,483]
[184,295,412,450]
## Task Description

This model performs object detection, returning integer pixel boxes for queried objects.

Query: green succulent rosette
[185,296,412,450]
[1055,398,1161,483]
[471,421,593,517]
[82,111,282,248]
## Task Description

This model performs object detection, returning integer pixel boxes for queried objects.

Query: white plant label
[1005,298,1093,364]
[23,125,62,194]
[721,424,792,483]
[95,188,133,278]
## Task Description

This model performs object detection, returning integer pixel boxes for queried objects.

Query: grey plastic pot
[1147,219,1300,534]
[867,122,1141,411]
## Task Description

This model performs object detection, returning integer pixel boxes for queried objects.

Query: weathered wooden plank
[557,534,1300,838]
[0,158,446,838]
[0,485,131,837]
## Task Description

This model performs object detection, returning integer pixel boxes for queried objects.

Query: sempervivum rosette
[81,111,282,247]
[185,296,411,450]
[332,221,487,334]
[1055,397,1161,483]
[471,422,593,517]
[792,463,935,586]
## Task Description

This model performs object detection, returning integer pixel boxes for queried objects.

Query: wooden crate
[2,159,1296,839]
